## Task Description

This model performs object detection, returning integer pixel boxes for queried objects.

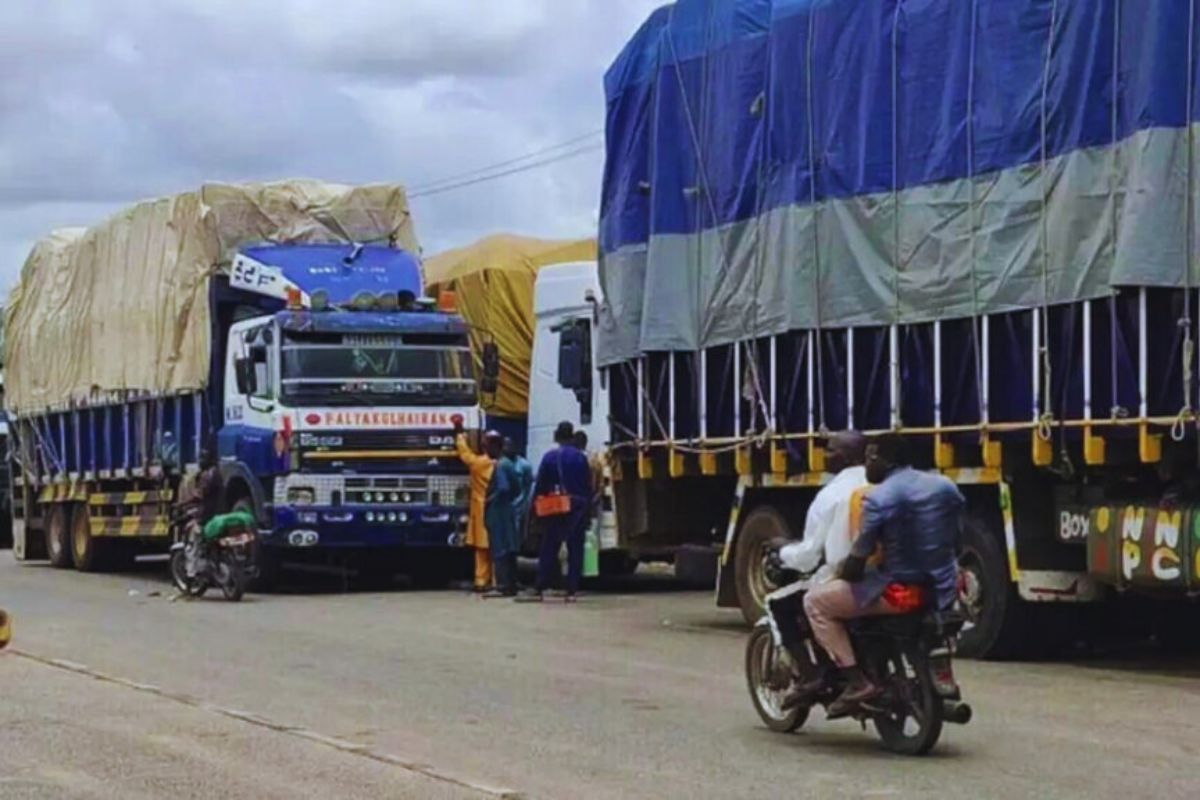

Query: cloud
[0,0,665,294]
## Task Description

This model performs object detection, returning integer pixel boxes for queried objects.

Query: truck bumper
[266,505,469,549]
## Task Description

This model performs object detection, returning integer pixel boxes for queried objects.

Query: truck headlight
[287,487,316,506]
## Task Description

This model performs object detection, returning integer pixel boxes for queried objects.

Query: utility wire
[407,129,603,194]
[408,141,604,200]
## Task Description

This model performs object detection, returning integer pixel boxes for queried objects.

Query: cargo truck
[599,0,1200,657]
[4,182,488,587]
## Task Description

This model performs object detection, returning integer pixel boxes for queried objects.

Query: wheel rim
[749,633,793,721]
[48,511,65,558]
[170,552,191,592]
[71,509,89,562]
[957,548,985,631]
[878,652,931,741]
[748,542,779,611]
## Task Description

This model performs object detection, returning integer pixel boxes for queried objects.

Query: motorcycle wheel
[872,644,944,756]
[216,552,246,602]
[169,549,206,597]
[744,626,809,733]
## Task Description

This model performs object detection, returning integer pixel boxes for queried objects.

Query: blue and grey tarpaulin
[599,0,1200,366]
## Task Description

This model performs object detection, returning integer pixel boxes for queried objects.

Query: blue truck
[5,183,486,587]
[600,0,1200,657]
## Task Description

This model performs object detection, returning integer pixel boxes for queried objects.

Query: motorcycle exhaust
[944,702,973,725]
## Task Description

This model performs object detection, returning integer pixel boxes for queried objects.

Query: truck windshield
[281,344,476,407]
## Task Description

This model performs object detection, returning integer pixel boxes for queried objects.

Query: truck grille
[275,474,470,508]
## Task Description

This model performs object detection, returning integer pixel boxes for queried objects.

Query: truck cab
[214,243,484,583]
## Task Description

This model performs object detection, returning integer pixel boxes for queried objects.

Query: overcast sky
[0,0,664,296]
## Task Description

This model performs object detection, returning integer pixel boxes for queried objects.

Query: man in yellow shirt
[455,424,494,592]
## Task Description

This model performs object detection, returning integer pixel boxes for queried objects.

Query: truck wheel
[46,505,73,569]
[0,508,13,550]
[735,506,792,625]
[71,504,106,573]
[409,552,459,589]
[251,547,282,593]
[674,545,718,588]
[599,550,638,578]
[956,516,1027,659]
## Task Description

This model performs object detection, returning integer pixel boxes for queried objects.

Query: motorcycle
[169,512,253,602]
[745,563,971,755]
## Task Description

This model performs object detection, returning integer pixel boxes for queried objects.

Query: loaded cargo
[599,0,1200,656]
[4,180,485,586]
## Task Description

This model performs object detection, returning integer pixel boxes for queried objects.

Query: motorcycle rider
[803,433,963,717]
[177,444,222,578]
[764,431,867,688]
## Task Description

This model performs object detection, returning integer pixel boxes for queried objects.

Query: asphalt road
[1,559,1198,800]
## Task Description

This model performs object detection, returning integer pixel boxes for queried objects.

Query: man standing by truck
[455,424,495,592]
[518,422,591,602]
[484,432,521,598]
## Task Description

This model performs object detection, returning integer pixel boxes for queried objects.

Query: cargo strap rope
[805,8,826,433]
[1036,0,1062,461]
[890,1,903,431]
[1177,0,1198,444]
[966,0,988,441]
[665,7,772,436]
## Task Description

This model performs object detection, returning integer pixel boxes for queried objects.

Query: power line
[407,129,603,194]
[408,141,604,200]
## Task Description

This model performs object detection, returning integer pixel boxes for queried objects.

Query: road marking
[12,649,524,800]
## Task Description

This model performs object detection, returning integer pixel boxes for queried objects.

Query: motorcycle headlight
[287,487,316,506]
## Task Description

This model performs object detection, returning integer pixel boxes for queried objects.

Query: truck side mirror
[557,322,594,425]
[480,342,500,395]
[558,326,587,391]
[235,357,257,396]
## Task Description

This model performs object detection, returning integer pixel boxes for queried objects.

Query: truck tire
[251,547,283,593]
[599,550,638,578]
[735,506,792,625]
[71,504,106,573]
[674,545,718,588]
[956,516,1027,660]
[46,505,73,569]
[0,507,13,550]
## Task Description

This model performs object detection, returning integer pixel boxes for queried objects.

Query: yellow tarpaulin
[424,234,596,418]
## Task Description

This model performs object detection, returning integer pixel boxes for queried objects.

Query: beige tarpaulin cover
[424,234,596,418]
[4,180,417,414]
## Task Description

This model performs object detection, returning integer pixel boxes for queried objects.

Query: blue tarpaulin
[598,0,1200,365]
